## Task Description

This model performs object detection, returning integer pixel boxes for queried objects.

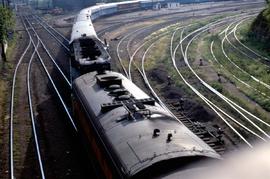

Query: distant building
[166,0,211,9]
[167,2,180,9]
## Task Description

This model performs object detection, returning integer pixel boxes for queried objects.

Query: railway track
[24,15,77,130]
[10,16,45,179]
[136,25,227,154]
[6,1,268,178]
[9,15,79,178]
[233,19,270,61]
[211,20,270,100]
[173,13,270,147]
[221,19,270,91]
[172,22,255,147]
[34,15,70,45]
[115,19,229,154]
[29,15,72,86]
[211,16,270,103]
[123,12,264,153]
[112,11,268,153]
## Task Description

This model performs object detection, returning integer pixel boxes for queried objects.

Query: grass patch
[195,25,270,122]
[237,19,270,59]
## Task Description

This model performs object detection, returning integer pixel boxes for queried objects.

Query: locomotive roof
[70,20,97,43]
[73,71,220,177]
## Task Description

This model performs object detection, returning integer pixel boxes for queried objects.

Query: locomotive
[72,71,220,178]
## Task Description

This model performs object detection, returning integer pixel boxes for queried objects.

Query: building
[167,2,180,9]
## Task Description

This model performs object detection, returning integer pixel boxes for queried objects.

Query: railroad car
[72,71,220,178]
[70,9,111,72]
[140,0,166,9]
[117,1,141,13]
[178,0,210,4]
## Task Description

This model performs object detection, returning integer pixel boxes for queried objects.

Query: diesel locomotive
[72,71,220,178]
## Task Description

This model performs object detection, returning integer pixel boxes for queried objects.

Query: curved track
[10,16,45,179]
[172,13,270,147]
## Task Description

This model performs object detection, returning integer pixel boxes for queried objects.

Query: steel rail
[175,13,269,129]
[233,19,270,61]
[32,15,73,85]
[221,17,270,71]
[25,16,78,132]
[25,16,71,87]
[210,40,270,100]
[10,17,33,179]
[32,16,70,51]
[221,20,270,90]
[116,27,148,77]
[97,23,123,36]
[25,25,46,179]
[181,23,270,139]
[34,15,70,44]
[213,20,270,127]
[140,26,186,116]
[129,22,257,148]
[132,25,223,154]
[120,23,191,124]
[222,17,269,67]
[172,24,254,147]
[168,13,266,146]
[10,16,47,179]
[128,24,182,81]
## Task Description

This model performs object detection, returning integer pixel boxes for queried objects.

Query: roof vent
[109,89,129,96]
[107,84,121,90]
[96,74,122,87]
[116,94,131,101]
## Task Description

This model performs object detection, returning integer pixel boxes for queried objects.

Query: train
[72,70,220,178]
[70,0,222,178]
[69,11,111,71]
[70,0,218,71]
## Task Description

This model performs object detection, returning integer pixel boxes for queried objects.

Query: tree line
[0,5,14,61]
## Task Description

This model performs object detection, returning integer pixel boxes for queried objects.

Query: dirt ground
[0,13,92,179]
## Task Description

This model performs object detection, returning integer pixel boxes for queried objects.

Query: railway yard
[0,0,270,178]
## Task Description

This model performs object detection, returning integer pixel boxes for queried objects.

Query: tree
[0,5,14,61]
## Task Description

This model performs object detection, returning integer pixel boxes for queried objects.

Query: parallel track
[10,16,45,179]
[9,15,78,178]
[173,13,270,147]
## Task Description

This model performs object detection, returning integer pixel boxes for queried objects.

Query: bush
[0,6,14,61]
